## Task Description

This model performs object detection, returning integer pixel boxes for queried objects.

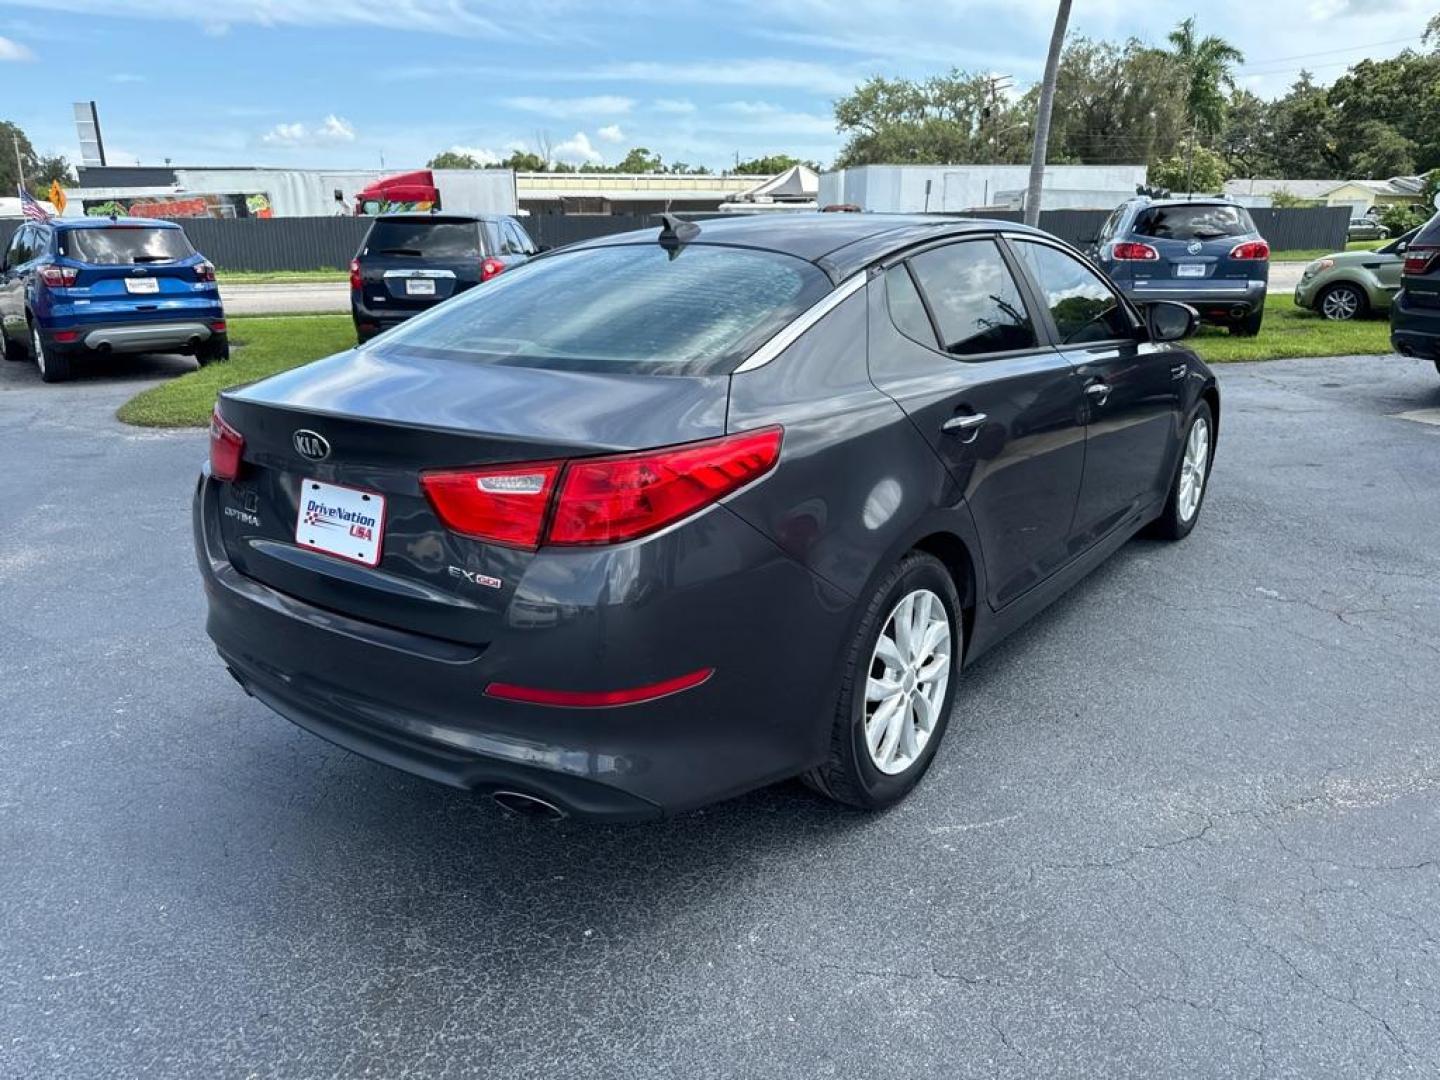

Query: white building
[819,164,1149,214]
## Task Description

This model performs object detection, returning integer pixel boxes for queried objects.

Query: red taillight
[422,461,562,549]
[548,427,783,546]
[481,257,506,282]
[1403,247,1439,275]
[349,258,362,291]
[39,265,78,287]
[210,320,227,333]
[1229,240,1270,261]
[421,427,783,550]
[485,667,714,708]
[195,261,216,282]
[209,406,245,482]
[1111,242,1158,261]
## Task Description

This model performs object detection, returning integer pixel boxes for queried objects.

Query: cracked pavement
[2,351,1439,1079]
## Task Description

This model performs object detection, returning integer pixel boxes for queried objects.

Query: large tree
[426,150,485,169]
[833,70,1033,167]
[0,121,72,195]
[1044,38,1188,167]
[1167,17,1244,141]
[734,154,819,175]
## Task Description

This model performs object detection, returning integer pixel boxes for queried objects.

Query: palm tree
[1168,17,1245,141]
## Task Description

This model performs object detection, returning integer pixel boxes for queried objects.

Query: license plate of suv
[295,479,386,567]
[405,278,436,296]
[124,278,160,294]
[1175,264,1206,278]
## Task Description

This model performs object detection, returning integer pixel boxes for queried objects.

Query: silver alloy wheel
[31,326,46,377]
[1321,286,1361,321]
[1177,415,1211,523]
[864,588,952,776]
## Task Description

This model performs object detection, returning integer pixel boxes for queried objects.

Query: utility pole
[13,133,25,192]
[1024,0,1071,227]
[982,73,1013,160]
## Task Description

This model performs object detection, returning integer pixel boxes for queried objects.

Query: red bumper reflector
[52,330,79,343]
[210,320,227,333]
[485,667,714,708]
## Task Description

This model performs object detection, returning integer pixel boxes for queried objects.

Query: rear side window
[906,240,1037,357]
[62,227,193,264]
[1413,212,1440,248]
[1012,241,1133,345]
[364,220,480,259]
[884,265,937,347]
[1134,204,1254,241]
[378,243,832,375]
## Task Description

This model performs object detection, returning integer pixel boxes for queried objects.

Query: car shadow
[0,349,198,390]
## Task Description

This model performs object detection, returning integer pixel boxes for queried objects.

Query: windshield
[363,220,480,258]
[62,227,194,265]
[1134,204,1255,241]
[375,243,833,375]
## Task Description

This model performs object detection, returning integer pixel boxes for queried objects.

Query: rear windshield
[1413,212,1440,248]
[1134,204,1255,241]
[62,227,194,265]
[375,244,832,375]
[364,220,480,259]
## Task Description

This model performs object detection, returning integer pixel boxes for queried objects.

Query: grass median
[218,269,348,285]
[116,315,354,427]
[117,296,1395,427]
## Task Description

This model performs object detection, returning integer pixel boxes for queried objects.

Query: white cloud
[261,114,356,146]
[552,131,603,165]
[0,35,36,61]
[597,124,625,143]
[446,144,501,165]
[652,98,697,114]
[109,72,146,83]
[504,95,634,118]
[584,59,861,96]
[720,101,835,135]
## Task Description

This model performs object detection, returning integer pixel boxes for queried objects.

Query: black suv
[349,213,538,343]
[1391,209,1440,376]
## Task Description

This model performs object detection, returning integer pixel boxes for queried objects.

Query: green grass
[118,296,1392,425]
[218,269,348,285]
[1189,294,1391,364]
[1271,239,1389,263]
[117,314,354,427]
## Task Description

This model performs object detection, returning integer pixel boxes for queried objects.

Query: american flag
[19,186,49,222]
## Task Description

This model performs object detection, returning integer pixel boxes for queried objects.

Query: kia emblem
[293,429,331,461]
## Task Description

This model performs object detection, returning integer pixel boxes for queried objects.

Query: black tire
[196,339,230,367]
[1433,358,1440,378]
[1152,400,1214,542]
[1229,310,1264,337]
[1318,283,1368,322]
[803,552,962,810]
[32,324,72,384]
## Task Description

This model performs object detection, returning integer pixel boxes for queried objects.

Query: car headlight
[1304,258,1335,278]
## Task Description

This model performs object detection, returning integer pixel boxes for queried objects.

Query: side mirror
[1146,300,1199,343]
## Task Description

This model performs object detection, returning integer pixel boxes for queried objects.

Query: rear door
[0,225,34,343]
[356,217,483,315]
[57,225,205,317]
[1130,203,1264,290]
[1009,237,1182,549]
[867,237,1087,610]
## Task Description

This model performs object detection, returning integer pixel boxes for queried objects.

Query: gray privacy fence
[0,205,1354,271]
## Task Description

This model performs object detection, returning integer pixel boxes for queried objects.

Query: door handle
[942,412,987,433]
[1170,364,1187,381]
[1085,382,1111,406]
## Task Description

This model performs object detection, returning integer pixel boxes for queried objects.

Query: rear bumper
[193,472,854,820]
[40,320,227,356]
[1120,278,1268,321]
[351,295,423,341]
[1391,293,1440,358]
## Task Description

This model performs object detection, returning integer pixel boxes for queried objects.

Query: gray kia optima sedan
[194,214,1218,821]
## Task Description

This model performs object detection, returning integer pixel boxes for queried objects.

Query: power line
[1235,34,1423,70]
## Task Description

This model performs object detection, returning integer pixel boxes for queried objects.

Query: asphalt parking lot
[3,349,1439,1079]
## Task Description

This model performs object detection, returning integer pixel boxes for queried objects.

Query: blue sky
[1,0,1434,173]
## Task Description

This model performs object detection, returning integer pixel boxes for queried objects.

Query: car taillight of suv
[1403,246,1439,275]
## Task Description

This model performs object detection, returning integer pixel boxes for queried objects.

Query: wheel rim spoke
[862,587,955,775]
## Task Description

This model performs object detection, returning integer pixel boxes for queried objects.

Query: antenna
[658,213,700,252]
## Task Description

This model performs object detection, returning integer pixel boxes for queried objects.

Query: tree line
[427,148,819,177]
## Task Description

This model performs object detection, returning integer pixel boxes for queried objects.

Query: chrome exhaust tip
[1230,304,1250,318]
[492,790,567,820]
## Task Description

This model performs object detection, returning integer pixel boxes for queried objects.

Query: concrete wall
[819,164,1148,213]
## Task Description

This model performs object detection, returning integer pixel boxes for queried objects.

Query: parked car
[349,212,538,343]
[1294,227,1419,321]
[1390,209,1440,375]
[1090,197,1269,336]
[0,216,227,383]
[196,214,1218,821]
[1346,213,1390,242]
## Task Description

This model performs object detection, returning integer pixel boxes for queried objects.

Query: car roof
[1129,197,1244,209]
[372,212,511,224]
[52,216,183,230]
[560,212,1055,282]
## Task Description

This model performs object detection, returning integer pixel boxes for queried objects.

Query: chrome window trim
[732,272,868,374]
[382,268,459,280]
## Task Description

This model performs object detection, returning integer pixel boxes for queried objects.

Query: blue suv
[1089,198,1270,336]
[0,217,228,383]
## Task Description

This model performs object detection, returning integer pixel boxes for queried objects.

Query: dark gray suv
[1090,197,1270,336]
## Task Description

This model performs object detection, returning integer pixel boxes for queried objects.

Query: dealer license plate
[1175,264,1206,278]
[405,278,436,296]
[295,479,386,567]
[124,277,160,294]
